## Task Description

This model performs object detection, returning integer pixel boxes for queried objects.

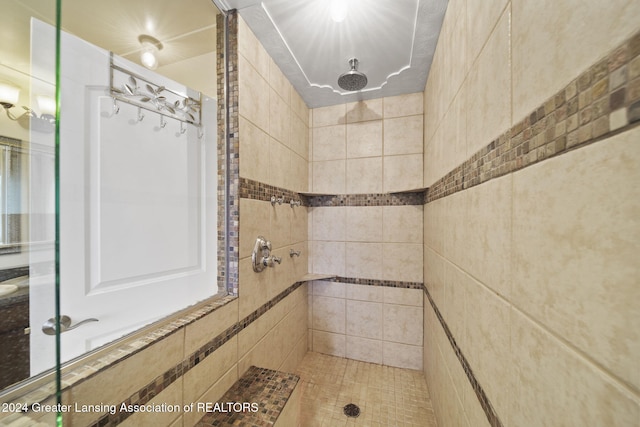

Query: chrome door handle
[42,315,99,335]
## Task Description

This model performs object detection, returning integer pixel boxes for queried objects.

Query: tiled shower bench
[195,366,301,426]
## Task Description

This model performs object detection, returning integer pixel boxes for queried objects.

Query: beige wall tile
[383,205,423,243]
[270,88,291,146]
[511,309,640,426]
[291,89,309,125]
[442,261,467,353]
[239,116,270,183]
[239,198,271,259]
[382,341,422,370]
[383,92,424,118]
[291,205,308,244]
[463,174,512,298]
[440,2,468,111]
[184,299,239,356]
[313,104,346,127]
[345,242,383,280]
[465,6,511,152]
[442,85,468,172]
[346,300,383,339]
[313,242,346,276]
[464,275,513,423]
[311,206,346,241]
[346,157,383,194]
[269,138,291,190]
[183,366,238,427]
[119,379,182,427]
[291,153,308,192]
[424,247,445,309]
[346,120,383,158]
[511,0,640,121]
[466,0,508,68]
[383,154,423,192]
[312,124,345,161]
[238,16,269,79]
[269,58,290,105]
[270,202,292,249]
[239,55,269,133]
[238,257,273,320]
[312,280,345,298]
[274,381,301,427]
[312,296,346,334]
[290,115,309,160]
[383,115,424,156]
[424,197,445,255]
[345,283,384,303]
[383,287,423,307]
[383,304,423,346]
[313,330,346,357]
[346,336,383,364]
[312,160,345,194]
[69,331,184,427]
[346,206,383,242]
[512,127,640,390]
[346,98,383,123]
[382,243,423,282]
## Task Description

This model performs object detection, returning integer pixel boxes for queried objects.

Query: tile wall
[307,94,426,370]
[309,280,423,370]
[422,1,640,426]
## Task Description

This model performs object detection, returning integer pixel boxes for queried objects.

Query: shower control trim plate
[252,236,281,272]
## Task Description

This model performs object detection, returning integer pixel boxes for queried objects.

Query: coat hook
[137,107,144,122]
[160,115,167,128]
[197,126,204,139]
[112,97,119,114]
[180,122,186,134]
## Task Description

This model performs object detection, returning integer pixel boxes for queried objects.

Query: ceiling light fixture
[138,34,163,70]
[330,0,349,23]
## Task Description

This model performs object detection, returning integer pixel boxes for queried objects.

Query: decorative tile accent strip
[196,366,299,426]
[325,276,424,290]
[426,29,640,203]
[307,192,425,207]
[239,177,307,206]
[423,285,504,427]
[218,11,240,294]
[86,280,306,426]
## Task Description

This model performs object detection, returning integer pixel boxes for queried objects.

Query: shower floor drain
[343,403,360,418]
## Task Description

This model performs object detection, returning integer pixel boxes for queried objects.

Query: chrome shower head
[338,58,367,91]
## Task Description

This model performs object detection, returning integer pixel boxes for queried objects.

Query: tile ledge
[300,274,336,282]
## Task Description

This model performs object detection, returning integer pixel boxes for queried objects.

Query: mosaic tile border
[426,29,640,203]
[239,177,306,206]
[306,192,425,207]
[218,11,240,295]
[324,276,424,290]
[423,285,503,427]
[239,178,425,207]
[196,366,299,426]
[86,281,305,426]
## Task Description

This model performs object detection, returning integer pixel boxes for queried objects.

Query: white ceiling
[221,0,448,108]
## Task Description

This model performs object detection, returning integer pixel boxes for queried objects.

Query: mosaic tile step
[195,366,300,427]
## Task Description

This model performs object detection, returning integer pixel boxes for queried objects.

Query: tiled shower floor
[295,352,437,427]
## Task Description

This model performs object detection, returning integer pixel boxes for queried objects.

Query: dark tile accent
[426,29,640,204]
[239,178,306,206]
[326,276,424,290]
[218,11,240,295]
[306,192,425,207]
[423,285,504,427]
[196,366,299,426]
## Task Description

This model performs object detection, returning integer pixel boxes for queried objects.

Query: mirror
[0,0,223,394]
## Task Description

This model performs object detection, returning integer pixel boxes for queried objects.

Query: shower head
[338,58,368,91]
